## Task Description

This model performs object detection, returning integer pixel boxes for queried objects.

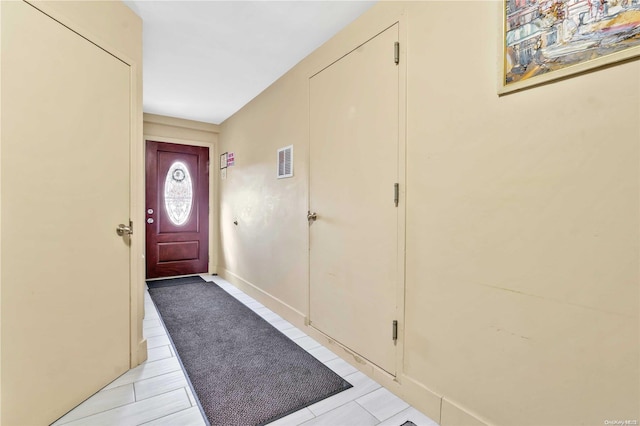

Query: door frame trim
[143,136,217,276]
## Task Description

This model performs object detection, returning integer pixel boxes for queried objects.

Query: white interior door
[309,24,400,375]
[1,2,131,424]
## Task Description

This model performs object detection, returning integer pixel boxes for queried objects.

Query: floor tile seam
[315,352,340,364]
[259,312,282,319]
[146,339,172,349]
[144,334,169,341]
[58,387,185,425]
[110,364,182,388]
[53,392,136,426]
[134,384,191,404]
[145,355,175,364]
[296,342,323,352]
[260,315,283,323]
[271,322,296,331]
[279,410,316,426]
[185,388,197,408]
[297,408,318,424]
[147,337,171,345]
[258,308,284,320]
[353,396,401,423]
[307,384,381,419]
[144,331,169,339]
[136,405,200,426]
[305,400,372,424]
[138,355,182,368]
[133,369,188,391]
[146,344,173,353]
[98,387,190,422]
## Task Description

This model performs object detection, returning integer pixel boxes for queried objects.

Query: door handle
[307,211,317,222]
[116,223,133,236]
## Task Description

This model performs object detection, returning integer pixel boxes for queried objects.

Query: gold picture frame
[499,0,640,94]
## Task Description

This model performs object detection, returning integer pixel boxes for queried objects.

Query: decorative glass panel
[164,161,193,226]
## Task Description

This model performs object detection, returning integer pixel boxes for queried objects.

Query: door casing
[144,136,217,276]
[145,141,210,278]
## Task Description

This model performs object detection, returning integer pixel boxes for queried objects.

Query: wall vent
[277,145,293,179]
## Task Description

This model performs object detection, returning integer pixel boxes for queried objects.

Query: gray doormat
[147,277,352,426]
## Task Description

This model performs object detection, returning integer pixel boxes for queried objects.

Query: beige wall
[218,1,639,425]
[143,113,220,273]
[144,113,219,146]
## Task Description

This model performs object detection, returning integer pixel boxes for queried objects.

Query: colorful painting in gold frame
[500,0,640,94]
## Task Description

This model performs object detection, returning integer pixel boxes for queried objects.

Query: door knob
[116,223,133,236]
[307,211,317,221]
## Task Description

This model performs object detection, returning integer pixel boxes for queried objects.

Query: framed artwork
[500,0,640,94]
[220,152,228,169]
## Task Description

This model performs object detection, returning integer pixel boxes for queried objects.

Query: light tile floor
[53,275,439,426]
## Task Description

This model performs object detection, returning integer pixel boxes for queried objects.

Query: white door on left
[1,2,131,424]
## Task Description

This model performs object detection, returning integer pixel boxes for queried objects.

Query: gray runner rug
[147,276,352,426]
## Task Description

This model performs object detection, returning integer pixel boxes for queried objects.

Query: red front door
[146,141,209,278]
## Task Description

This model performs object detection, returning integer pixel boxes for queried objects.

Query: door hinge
[394,42,400,65]
[206,161,210,174]
[394,183,399,207]
[392,320,398,341]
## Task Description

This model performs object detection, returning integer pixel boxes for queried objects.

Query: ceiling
[124,1,376,125]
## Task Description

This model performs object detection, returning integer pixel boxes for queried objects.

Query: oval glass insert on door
[164,161,193,226]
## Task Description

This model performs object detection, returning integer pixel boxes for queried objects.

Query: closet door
[1,2,131,424]
[309,24,400,375]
